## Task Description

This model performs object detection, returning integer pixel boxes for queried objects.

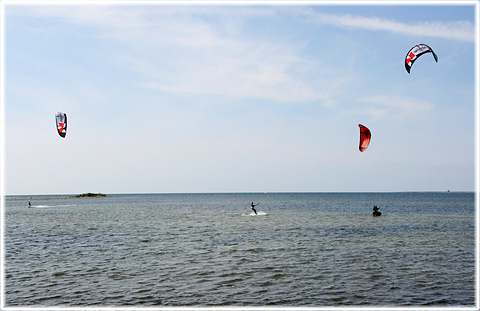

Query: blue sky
[2,1,478,195]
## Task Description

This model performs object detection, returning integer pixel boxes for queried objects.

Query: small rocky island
[74,193,107,198]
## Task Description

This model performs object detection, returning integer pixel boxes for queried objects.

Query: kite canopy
[405,44,438,74]
[358,124,371,152]
[55,112,67,138]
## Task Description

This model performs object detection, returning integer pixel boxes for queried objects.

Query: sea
[3,192,477,308]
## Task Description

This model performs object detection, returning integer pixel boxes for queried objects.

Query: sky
[1,1,478,195]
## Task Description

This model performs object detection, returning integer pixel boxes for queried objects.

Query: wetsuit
[251,202,257,215]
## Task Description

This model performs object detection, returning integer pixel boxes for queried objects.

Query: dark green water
[4,192,476,307]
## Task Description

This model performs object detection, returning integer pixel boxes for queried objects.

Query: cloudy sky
[2,1,477,195]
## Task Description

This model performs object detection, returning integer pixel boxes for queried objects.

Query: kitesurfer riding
[251,202,258,215]
[372,205,381,216]
[28,201,32,208]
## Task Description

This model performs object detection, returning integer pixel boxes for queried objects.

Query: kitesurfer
[28,201,32,208]
[372,205,381,216]
[251,202,258,215]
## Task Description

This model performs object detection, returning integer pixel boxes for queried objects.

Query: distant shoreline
[5,193,108,201]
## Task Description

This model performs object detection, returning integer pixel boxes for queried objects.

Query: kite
[358,124,371,152]
[405,44,438,74]
[55,112,67,138]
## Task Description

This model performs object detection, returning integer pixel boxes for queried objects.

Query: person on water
[372,205,381,216]
[28,201,32,208]
[251,202,258,215]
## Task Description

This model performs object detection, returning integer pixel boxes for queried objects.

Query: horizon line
[3,190,475,197]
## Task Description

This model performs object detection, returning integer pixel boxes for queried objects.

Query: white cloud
[352,95,434,120]
[9,5,474,106]
[16,5,475,42]
[140,56,327,103]
[303,9,475,42]
[20,6,326,102]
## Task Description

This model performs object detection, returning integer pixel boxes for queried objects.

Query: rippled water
[4,192,476,307]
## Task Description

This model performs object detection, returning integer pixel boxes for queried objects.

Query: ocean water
[3,192,476,307]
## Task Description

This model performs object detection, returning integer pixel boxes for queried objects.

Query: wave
[29,204,76,208]
[241,211,268,216]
